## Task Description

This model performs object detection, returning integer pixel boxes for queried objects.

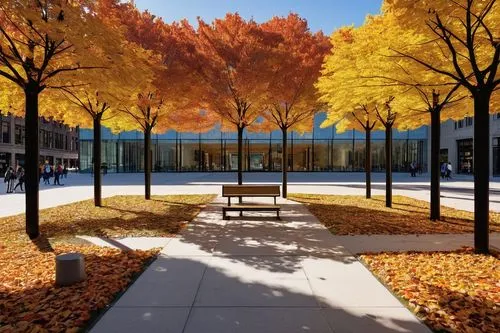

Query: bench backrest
[222,185,280,197]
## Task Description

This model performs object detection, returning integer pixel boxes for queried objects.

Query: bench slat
[222,185,280,197]
[223,205,279,210]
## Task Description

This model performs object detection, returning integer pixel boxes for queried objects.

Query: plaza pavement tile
[183,308,333,333]
[90,307,189,333]
[90,197,431,333]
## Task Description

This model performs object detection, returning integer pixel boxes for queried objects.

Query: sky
[133,0,383,35]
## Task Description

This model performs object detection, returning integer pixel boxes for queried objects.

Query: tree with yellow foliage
[355,13,471,219]
[383,0,499,253]
[318,14,472,213]
[317,24,410,207]
[0,0,128,239]
[56,44,156,206]
[330,105,378,199]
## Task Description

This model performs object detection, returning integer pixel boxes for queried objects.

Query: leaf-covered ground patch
[0,195,214,331]
[289,194,500,235]
[0,195,215,243]
[0,243,157,332]
[361,249,500,333]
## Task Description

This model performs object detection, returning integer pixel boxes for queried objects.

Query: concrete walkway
[3,172,500,217]
[90,198,431,333]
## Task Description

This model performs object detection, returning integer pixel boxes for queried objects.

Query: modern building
[0,114,79,175]
[440,114,500,177]
[79,113,429,174]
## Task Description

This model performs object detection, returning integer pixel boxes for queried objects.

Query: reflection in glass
[79,138,427,173]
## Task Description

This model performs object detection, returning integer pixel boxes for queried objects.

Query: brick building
[0,114,79,175]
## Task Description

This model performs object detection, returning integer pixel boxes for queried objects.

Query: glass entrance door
[249,153,264,171]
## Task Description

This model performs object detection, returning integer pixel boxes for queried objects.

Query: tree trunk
[365,126,371,199]
[198,133,202,171]
[237,126,243,185]
[24,86,40,239]
[385,126,392,208]
[144,127,152,200]
[268,133,272,171]
[93,115,102,207]
[430,108,441,220]
[282,127,288,198]
[473,91,491,254]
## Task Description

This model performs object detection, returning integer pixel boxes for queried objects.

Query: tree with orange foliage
[0,0,128,239]
[262,14,330,197]
[102,0,203,198]
[120,91,172,200]
[180,14,279,185]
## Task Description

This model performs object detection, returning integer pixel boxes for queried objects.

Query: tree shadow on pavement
[0,195,214,240]
[175,203,358,274]
[88,256,432,333]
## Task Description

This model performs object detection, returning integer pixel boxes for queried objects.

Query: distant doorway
[439,149,448,164]
[249,153,264,171]
[457,139,473,174]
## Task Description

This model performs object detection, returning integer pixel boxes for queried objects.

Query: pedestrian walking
[441,162,447,179]
[13,167,25,192]
[54,163,62,185]
[43,161,51,185]
[8,167,16,192]
[63,165,68,179]
[4,167,14,193]
[446,162,453,179]
[410,161,416,177]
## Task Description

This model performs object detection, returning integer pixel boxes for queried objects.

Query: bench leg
[277,210,280,220]
[223,210,229,220]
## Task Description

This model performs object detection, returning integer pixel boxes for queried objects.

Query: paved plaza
[2,172,499,332]
[2,172,500,217]
[89,197,432,333]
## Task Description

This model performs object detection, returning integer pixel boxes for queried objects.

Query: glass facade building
[79,113,429,173]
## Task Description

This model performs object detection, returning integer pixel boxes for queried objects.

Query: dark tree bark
[24,84,40,239]
[385,126,393,208]
[268,133,272,171]
[474,90,491,254]
[237,126,243,185]
[93,115,103,207]
[430,101,441,220]
[198,133,202,171]
[144,127,152,200]
[282,127,288,198]
[365,126,371,199]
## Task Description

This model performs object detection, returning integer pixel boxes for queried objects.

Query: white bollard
[55,253,86,286]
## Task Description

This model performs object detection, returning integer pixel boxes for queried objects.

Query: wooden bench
[222,185,281,220]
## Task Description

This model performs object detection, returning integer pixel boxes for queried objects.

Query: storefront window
[457,139,473,174]
[77,137,429,174]
[493,138,500,176]
[0,152,11,175]
[15,125,24,145]
[1,120,10,143]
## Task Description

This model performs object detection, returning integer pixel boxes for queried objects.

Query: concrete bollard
[55,253,86,286]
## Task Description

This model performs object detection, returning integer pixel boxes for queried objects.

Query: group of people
[3,161,69,193]
[441,161,453,180]
[40,161,67,186]
[4,166,25,193]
